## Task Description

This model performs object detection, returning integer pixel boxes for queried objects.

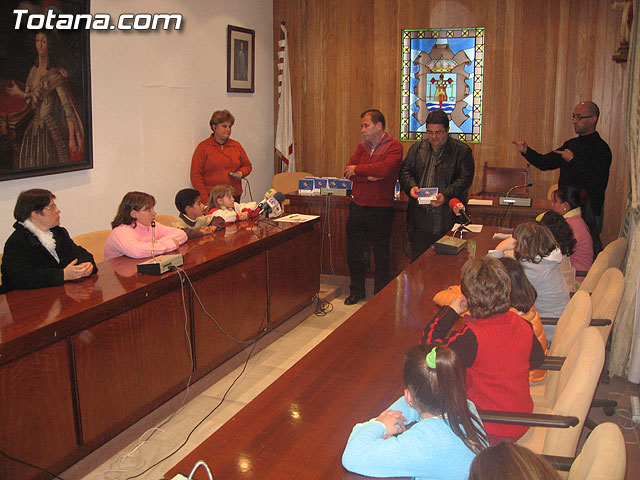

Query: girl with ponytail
[342,345,487,480]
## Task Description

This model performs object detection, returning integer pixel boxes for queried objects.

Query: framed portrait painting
[0,0,93,181]
[227,25,255,93]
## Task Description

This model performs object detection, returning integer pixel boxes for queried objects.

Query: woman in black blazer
[1,189,97,294]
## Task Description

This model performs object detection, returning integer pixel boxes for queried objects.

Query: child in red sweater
[421,256,544,445]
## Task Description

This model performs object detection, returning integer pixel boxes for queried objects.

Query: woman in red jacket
[190,109,252,203]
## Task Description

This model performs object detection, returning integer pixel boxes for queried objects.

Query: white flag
[275,24,295,172]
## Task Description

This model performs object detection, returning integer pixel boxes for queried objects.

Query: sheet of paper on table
[468,199,493,206]
[452,223,483,233]
[275,214,320,223]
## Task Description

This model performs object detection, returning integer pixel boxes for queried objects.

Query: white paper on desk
[493,232,512,240]
[452,223,483,233]
[276,214,320,223]
[468,199,493,206]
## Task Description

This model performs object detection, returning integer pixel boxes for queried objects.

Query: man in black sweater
[512,101,611,252]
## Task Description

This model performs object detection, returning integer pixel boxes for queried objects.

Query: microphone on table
[257,189,286,218]
[257,188,278,210]
[448,198,471,225]
[505,182,533,197]
[499,183,534,227]
[151,220,156,263]
[137,220,184,275]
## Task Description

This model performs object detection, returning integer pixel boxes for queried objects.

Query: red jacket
[347,133,402,207]
[190,136,252,202]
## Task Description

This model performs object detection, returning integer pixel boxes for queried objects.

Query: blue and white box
[314,178,328,191]
[418,187,438,205]
[298,178,314,194]
[328,179,352,190]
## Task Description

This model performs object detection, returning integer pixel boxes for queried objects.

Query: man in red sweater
[343,109,403,305]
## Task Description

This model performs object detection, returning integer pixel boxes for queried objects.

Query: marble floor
[60,288,640,480]
[62,288,363,480]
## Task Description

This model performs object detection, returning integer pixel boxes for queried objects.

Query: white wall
[0,0,274,246]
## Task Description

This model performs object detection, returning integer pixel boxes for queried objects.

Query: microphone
[257,188,278,210]
[449,198,471,225]
[505,183,533,197]
[257,190,286,218]
[137,219,184,275]
[151,220,156,263]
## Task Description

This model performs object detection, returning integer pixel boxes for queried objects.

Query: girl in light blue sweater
[342,346,487,480]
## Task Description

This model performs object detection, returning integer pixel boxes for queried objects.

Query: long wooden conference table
[164,226,503,480]
[285,192,552,277]
[0,218,320,480]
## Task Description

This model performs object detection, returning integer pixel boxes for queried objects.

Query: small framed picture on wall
[227,25,255,93]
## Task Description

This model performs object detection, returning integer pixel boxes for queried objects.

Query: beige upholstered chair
[547,183,559,200]
[533,291,592,402]
[578,250,611,294]
[72,230,111,264]
[272,171,314,195]
[154,214,179,227]
[568,422,626,480]
[547,291,592,361]
[602,237,628,271]
[590,268,625,345]
[272,171,314,208]
[517,328,604,459]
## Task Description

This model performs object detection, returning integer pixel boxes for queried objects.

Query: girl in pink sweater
[104,191,187,260]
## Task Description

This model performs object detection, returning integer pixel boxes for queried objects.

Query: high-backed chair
[547,183,559,200]
[477,162,530,197]
[72,230,111,264]
[602,237,628,271]
[154,214,179,227]
[272,171,314,209]
[272,171,314,195]
[590,268,624,346]
[479,328,605,461]
[541,290,592,382]
[578,250,611,294]
[567,422,626,480]
[0,252,3,288]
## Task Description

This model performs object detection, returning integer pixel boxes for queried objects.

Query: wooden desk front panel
[0,341,77,480]
[268,229,321,327]
[192,252,269,374]
[285,194,351,276]
[72,289,192,444]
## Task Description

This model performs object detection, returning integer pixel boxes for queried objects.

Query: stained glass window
[401,27,484,143]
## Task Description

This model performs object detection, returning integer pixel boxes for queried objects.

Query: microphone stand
[151,221,157,263]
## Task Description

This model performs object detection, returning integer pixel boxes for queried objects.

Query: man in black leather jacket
[399,110,475,260]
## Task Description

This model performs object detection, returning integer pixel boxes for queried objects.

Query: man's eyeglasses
[426,129,447,136]
[42,203,58,211]
[571,114,593,120]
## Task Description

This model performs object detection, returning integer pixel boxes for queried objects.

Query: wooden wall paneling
[72,290,192,444]
[372,0,398,135]
[192,252,268,374]
[273,0,628,243]
[0,341,77,480]
[267,229,320,326]
[592,0,629,244]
